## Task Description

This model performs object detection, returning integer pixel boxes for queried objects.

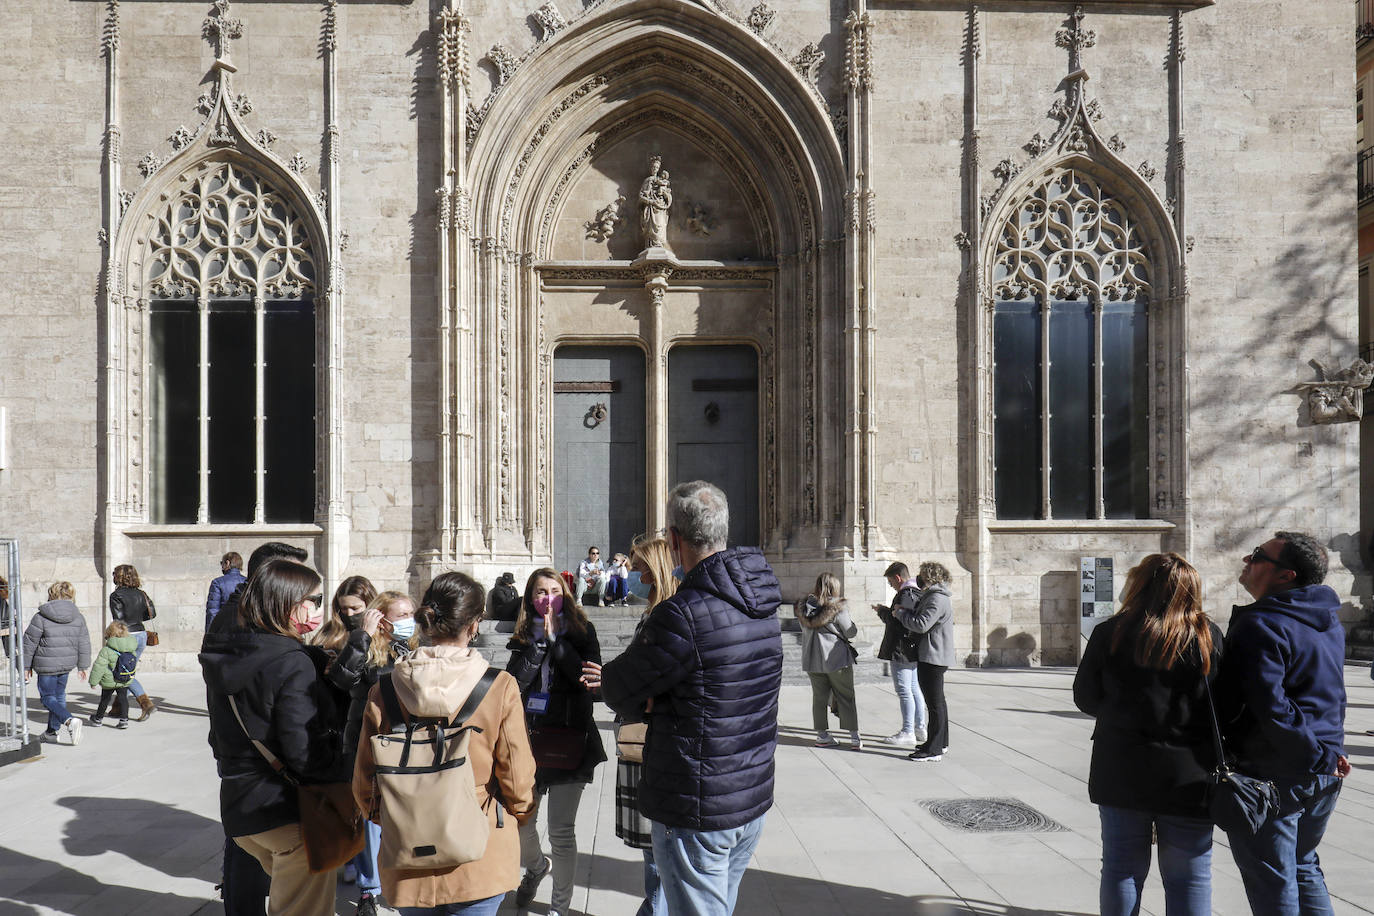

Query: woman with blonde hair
[1073,552,1222,916]
[504,569,605,916]
[797,571,861,749]
[108,563,157,720]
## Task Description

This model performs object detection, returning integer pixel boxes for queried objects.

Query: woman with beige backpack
[353,571,537,916]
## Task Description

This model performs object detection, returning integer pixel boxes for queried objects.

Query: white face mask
[390,617,416,640]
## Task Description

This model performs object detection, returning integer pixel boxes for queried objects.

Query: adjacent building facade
[1,0,1364,668]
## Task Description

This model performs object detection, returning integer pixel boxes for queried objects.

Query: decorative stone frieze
[487,44,518,85]
[747,3,775,35]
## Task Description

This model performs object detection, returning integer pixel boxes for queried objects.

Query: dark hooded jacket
[199,629,345,837]
[601,546,782,831]
[1215,584,1346,781]
[23,599,92,674]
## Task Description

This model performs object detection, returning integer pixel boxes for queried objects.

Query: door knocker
[704,401,721,425]
[584,402,608,428]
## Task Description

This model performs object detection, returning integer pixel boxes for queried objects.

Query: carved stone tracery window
[990,167,1152,520]
[144,161,318,525]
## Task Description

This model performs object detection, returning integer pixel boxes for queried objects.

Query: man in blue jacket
[1217,531,1350,915]
[205,551,246,630]
[600,480,782,916]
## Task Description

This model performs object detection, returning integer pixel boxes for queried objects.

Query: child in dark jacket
[89,621,139,728]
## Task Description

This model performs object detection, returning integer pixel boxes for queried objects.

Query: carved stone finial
[102,0,120,59]
[288,152,310,175]
[256,128,277,148]
[168,126,194,151]
[322,0,338,53]
[1024,133,1052,157]
[792,42,825,86]
[1055,5,1095,72]
[747,2,775,34]
[533,2,567,41]
[202,0,244,63]
[487,44,518,85]
[1137,160,1157,182]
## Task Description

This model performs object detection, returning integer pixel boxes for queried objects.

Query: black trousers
[916,662,949,752]
[94,687,129,720]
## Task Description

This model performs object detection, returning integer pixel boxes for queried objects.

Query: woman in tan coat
[353,572,537,915]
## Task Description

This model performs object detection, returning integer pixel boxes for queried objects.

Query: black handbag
[1202,677,1278,835]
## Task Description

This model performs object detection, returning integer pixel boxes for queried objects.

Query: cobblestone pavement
[2,666,1372,916]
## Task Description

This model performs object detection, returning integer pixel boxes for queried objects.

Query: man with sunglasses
[1216,532,1349,915]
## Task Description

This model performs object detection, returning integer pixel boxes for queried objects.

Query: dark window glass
[993,300,1042,518]
[208,302,255,523]
[264,299,316,523]
[1048,300,1094,519]
[1102,300,1149,517]
[149,303,199,524]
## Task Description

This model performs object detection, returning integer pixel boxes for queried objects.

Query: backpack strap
[450,667,501,728]
[378,672,409,735]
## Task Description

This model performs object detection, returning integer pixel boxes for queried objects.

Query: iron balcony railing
[1361,147,1374,207]
[1360,0,1374,43]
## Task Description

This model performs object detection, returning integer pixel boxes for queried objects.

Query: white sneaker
[64,717,83,747]
[814,730,839,747]
[885,731,918,748]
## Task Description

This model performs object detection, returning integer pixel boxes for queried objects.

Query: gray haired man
[600,481,783,915]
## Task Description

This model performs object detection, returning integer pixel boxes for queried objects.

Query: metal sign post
[1078,556,1115,660]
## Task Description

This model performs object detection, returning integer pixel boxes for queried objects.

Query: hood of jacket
[797,595,846,629]
[390,645,489,718]
[199,629,308,696]
[38,599,80,625]
[104,635,139,653]
[1237,584,1341,632]
[680,546,781,621]
[922,582,952,601]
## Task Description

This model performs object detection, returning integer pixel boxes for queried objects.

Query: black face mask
[342,611,360,630]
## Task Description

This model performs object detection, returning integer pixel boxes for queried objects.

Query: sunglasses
[305,593,325,607]
[1246,547,1291,571]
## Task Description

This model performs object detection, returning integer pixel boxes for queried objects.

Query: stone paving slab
[1,665,1371,915]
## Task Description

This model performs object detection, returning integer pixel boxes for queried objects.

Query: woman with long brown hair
[1073,552,1223,916]
[504,568,605,916]
[108,564,157,720]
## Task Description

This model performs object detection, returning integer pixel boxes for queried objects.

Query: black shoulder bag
[1202,676,1279,835]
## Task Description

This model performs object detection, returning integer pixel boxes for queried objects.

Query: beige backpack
[371,667,501,869]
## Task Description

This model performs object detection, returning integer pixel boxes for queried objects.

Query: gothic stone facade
[0,0,1363,669]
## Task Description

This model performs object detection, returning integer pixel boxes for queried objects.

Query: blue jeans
[352,819,382,896]
[1228,774,1342,916]
[637,846,668,916]
[605,576,629,603]
[890,660,926,735]
[127,630,146,698]
[1099,805,1212,916]
[398,893,504,916]
[651,814,766,916]
[37,673,71,732]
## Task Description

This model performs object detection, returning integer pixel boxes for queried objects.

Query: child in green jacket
[89,621,138,729]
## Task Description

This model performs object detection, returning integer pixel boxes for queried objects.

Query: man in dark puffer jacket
[601,480,782,916]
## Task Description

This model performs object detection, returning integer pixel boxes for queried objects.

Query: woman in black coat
[505,568,606,916]
[199,559,343,916]
[1073,552,1222,916]
[108,564,157,720]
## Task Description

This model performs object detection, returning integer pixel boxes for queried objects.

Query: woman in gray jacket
[23,581,92,745]
[895,562,955,762]
[797,572,861,749]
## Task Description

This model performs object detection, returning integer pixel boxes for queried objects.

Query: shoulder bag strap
[227,695,299,786]
[1201,674,1229,772]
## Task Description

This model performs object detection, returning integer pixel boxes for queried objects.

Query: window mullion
[1039,295,1051,520]
[254,295,266,524]
[197,295,210,524]
[1093,296,1105,519]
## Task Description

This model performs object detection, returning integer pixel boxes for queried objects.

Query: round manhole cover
[921,797,1066,832]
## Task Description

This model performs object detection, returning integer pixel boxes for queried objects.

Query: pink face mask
[293,616,322,636]
[534,593,563,615]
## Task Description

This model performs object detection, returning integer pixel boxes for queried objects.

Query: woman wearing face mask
[199,559,344,916]
[325,581,419,914]
[505,569,606,916]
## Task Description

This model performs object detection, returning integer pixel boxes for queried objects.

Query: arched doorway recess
[437,0,865,580]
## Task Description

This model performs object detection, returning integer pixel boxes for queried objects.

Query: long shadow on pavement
[58,796,224,884]
[0,844,211,915]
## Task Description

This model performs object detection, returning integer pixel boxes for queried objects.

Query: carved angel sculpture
[585,196,624,242]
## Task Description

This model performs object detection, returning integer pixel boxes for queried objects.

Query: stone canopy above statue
[552,127,769,262]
